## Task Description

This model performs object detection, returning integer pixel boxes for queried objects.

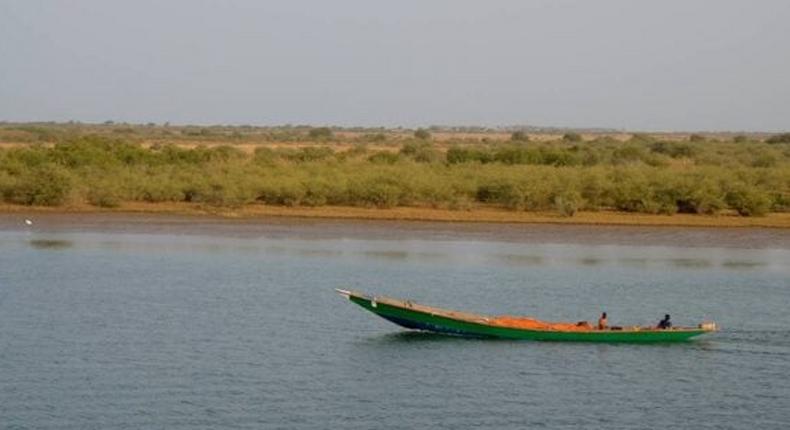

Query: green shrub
[578,169,610,210]
[286,147,335,162]
[201,145,245,163]
[611,145,646,164]
[0,129,787,216]
[87,188,122,208]
[510,131,530,142]
[362,133,388,142]
[414,129,431,140]
[338,144,368,160]
[553,191,582,217]
[446,147,473,164]
[476,181,515,204]
[475,183,499,203]
[400,142,440,163]
[650,141,696,158]
[493,146,541,165]
[752,153,777,168]
[609,170,653,212]
[647,175,681,215]
[348,177,403,208]
[400,142,422,156]
[446,147,494,164]
[368,152,401,164]
[301,177,342,206]
[257,179,306,206]
[562,132,583,142]
[725,185,771,216]
[475,181,535,210]
[7,164,73,206]
[673,176,725,214]
[0,171,16,201]
[733,135,749,143]
[308,127,334,140]
[139,176,186,202]
[540,148,581,166]
[766,133,790,144]
[253,147,278,164]
[414,146,441,163]
[0,147,49,174]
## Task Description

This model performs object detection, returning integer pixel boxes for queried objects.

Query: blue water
[1,219,789,429]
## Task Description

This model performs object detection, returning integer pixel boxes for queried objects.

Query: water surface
[1,215,788,429]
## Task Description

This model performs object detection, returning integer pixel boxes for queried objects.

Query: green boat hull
[341,290,713,343]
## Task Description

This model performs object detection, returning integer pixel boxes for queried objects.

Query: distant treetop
[308,127,334,139]
[414,129,432,140]
[510,131,530,142]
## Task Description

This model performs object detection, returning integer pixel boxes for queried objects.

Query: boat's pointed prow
[335,288,352,299]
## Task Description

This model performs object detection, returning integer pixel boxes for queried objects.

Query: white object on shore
[24,219,33,225]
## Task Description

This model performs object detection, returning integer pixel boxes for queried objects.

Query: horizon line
[0,120,784,135]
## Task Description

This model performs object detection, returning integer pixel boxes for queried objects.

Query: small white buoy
[24,219,33,225]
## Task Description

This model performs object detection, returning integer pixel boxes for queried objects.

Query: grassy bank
[0,125,788,223]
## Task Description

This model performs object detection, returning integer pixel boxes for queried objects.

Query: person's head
[665,314,670,320]
[602,312,607,318]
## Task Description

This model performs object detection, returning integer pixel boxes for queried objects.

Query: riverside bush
[8,164,73,206]
[0,136,786,217]
[554,191,582,217]
[725,184,771,216]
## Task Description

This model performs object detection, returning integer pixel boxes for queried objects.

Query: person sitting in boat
[598,312,608,330]
[657,314,672,329]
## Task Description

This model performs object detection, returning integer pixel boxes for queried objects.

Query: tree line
[0,135,787,216]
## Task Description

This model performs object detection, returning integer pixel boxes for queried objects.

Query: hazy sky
[1,0,788,131]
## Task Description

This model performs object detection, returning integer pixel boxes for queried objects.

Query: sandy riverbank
[1,202,789,229]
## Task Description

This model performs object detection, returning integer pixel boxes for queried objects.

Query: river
[1,214,788,429]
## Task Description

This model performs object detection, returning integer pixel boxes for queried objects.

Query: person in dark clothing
[657,314,672,329]
[598,312,608,330]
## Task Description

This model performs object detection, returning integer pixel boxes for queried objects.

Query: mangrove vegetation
[0,125,788,217]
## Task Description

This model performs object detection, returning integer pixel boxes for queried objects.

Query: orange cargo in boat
[489,316,594,332]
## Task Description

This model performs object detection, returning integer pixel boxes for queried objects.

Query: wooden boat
[337,289,717,342]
